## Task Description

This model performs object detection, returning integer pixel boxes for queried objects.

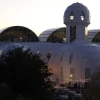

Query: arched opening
[70,26,76,42]
[80,11,85,21]
[70,11,74,21]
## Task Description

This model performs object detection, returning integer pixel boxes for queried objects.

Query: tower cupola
[63,2,91,43]
[64,2,90,26]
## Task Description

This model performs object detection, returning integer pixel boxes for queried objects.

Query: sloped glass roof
[0,26,39,42]
[39,28,60,41]
[88,29,100,42]
[39,27,66,42]
[0,27,9,34]
[39,28,100,43]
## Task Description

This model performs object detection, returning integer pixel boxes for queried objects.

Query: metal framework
[0,26,39,42]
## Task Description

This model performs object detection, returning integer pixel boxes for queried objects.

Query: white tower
[64,2,90,43]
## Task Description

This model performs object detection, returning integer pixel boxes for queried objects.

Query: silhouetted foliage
[86,69,100,100]
[0,46,54,100]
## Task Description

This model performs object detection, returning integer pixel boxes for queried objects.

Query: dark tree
[85,69,100,100]
[0,46,54,100]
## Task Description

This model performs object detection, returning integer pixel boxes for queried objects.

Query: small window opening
[81,16,84,21]
[70,16,74,20]
[70,11,74,21]
[81,11,85,21]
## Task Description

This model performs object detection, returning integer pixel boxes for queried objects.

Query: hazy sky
[0,0,99,36]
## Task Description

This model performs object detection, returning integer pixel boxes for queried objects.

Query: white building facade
[0,2,100,83]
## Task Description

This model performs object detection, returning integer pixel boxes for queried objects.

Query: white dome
[64,2,90,26]
[0,42,100,81]
[60,43,100,80]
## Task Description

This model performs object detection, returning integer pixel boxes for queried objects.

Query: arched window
[80,11,85,21]
[70,11,74,21]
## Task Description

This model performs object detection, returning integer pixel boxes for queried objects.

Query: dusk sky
[0,0,100,36]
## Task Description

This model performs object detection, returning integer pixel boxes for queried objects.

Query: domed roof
[66,2,89,12]
[64,2,90,26]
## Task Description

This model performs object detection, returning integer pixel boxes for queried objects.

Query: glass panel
[0,27,39,42]
[92,32,100,42]
[47,28,66,43]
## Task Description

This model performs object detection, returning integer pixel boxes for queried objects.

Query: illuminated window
[70,16,74,20]
[80,11,85,21]
[70,11,74,21]
[70,68,75,80]
[70,74,73,78]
